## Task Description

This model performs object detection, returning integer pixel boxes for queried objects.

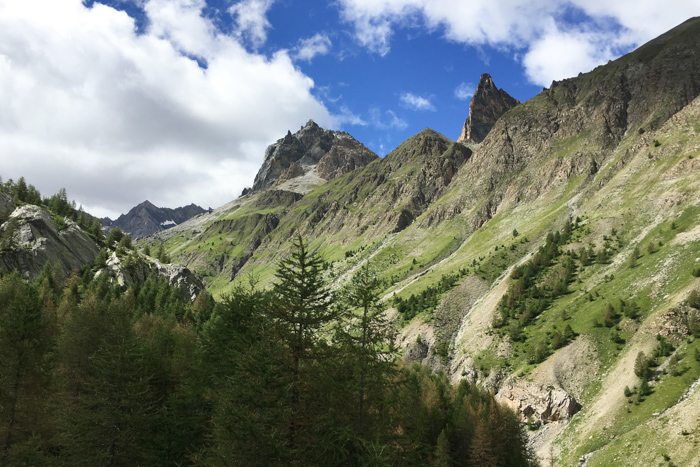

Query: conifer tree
[201,282,287,465]
[269,236,333,455]
[58,300,156,466]
[0,274,55,461]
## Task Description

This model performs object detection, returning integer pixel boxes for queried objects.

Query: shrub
[634,351,649,378]
[688,289,700,309]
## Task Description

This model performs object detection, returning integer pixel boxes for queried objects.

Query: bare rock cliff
[0,204,100,280]
[458,73,519,144]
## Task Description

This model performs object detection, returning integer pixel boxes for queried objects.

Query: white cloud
[454,82,475,101]
[336,106,368,126]
[228,0,275,49]
[399,92,435,111]
[522,23,618,86]
[294,33,332,62]
[337,0,699,86]
[368,107,408,130]
[0,0,334,218]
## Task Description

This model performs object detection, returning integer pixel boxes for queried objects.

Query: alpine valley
[2,16,700,467]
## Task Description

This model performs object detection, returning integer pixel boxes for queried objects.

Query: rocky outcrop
[497,381,581,427]
[0,192,14,218]
[0,204,100,280]
[98,251,204,301]
[252,120,378,191]
[276,161,306,184]
[316,134,378,180]
[458,74,519,144]
[104,200,206,239]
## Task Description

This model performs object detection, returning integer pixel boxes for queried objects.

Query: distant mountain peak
[105,201,206,239]
[457,73,519,144]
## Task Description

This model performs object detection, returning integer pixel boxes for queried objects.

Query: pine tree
[201,283,287,465]
[14,177,28,203]
[433,429,452,466]
[634,351,649,378]
[0,274,55,461]
[58,300,156,466]
[629,246,639,268]
[321,264,398,463]
[269,236,333,455]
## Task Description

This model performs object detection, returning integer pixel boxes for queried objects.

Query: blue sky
[0,0,697,218]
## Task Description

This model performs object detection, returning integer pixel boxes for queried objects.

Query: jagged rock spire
[458,73,519,144]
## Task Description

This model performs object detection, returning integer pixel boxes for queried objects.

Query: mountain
[0,16,691,465]
[251,119,378,192]
[457,73,519,144]
[142,17,700,465]
[103,200,206,239]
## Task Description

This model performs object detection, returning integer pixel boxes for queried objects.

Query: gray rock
[0,204,100,280]
[497,381,581,426]
[252,120,378,191]
[97,251,204,301]
[458,73,519,144]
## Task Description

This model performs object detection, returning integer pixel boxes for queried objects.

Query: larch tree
[269,236,333,455]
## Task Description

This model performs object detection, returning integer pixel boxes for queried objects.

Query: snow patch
[161,220,176,226]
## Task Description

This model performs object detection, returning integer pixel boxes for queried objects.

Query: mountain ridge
[103,200,206,239]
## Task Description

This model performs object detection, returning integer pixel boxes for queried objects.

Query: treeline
[0,176,104,241]
[0,238,536,466]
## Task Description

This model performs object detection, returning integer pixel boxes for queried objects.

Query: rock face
[0,205,100,280]
[457,73,519,144]
[99,251,204,301]
[497,381,581,427]
[104,200,206,239]
[252,120,378,191]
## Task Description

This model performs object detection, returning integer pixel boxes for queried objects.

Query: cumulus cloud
[337,0,699,86]
[0,0,334,218]
[454,82,475,101]
[399,93,435,111]
[228,0,275,49]
[294,33,333,62]
[522,23,619,86]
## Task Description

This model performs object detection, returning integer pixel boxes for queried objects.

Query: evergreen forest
[0,237,535,466]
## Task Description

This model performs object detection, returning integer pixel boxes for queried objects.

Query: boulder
[497,381,581,427]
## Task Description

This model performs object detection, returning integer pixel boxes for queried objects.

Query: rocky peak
[252,121,378,192]
[458,73,519,144]
[105,200,206,239]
